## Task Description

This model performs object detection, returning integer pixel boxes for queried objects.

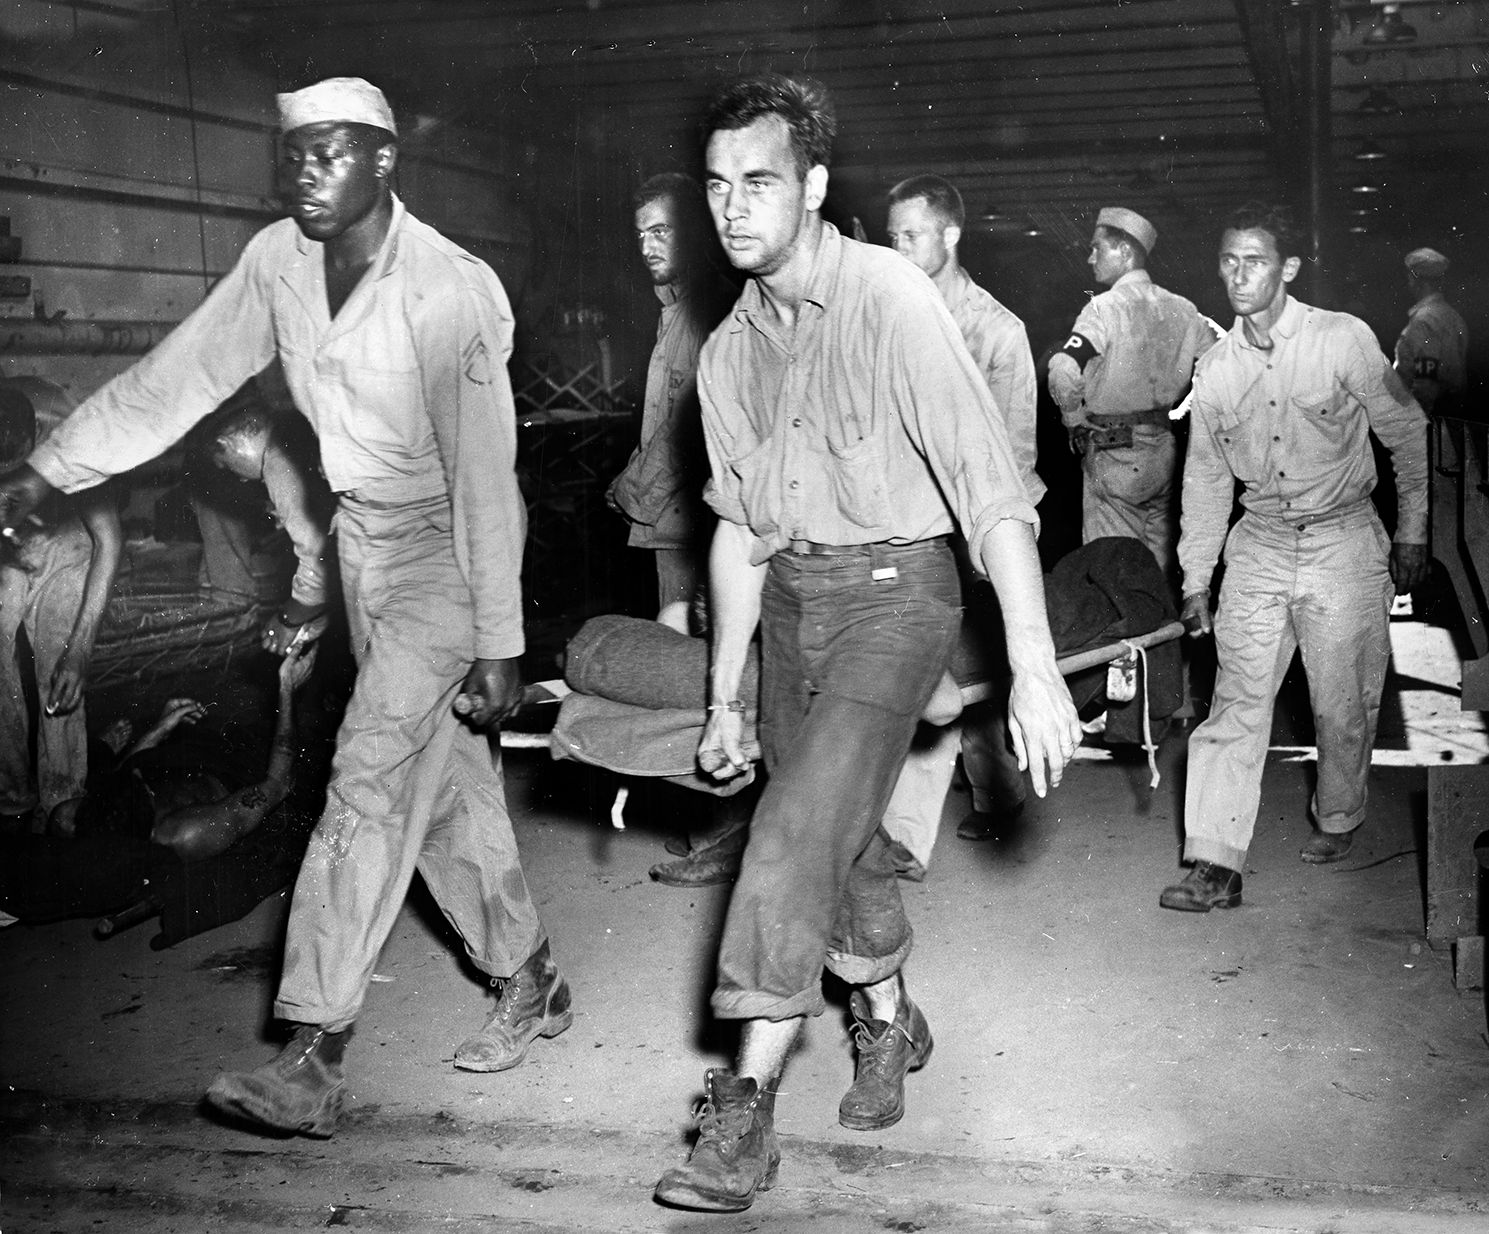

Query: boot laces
[280,1027,327,1072]
[692,1092,756,1145]
[853,1018,913,1075]
[489,972,526,1026]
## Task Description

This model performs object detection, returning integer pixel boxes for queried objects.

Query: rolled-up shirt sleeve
[30,230,279,493]
[1349,320,1429,544]
[416,280,526,660]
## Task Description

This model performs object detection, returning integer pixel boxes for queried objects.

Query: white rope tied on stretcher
[609,782,629,830]
[1121,639,1161,790]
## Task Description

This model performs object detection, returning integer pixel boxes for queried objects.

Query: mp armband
[707,699,746,714]
[1057,332,1100,370]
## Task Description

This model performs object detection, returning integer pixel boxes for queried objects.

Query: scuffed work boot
[1159,860,1242,912]
[453,939,573,1072]
[205,1024,349,1138]
[1300,827,1355,864]
[654,1069,779,1212]
[838,982,933,1131]
[649,826,747,886]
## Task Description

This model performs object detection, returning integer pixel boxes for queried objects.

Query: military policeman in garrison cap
[0,76,572,1138]
[1395,246,1468,416]
[1048,206,1215,576]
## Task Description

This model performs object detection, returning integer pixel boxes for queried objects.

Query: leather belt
[1088,408,1172,428]
[787,539,877,556]
[784,536,948,556]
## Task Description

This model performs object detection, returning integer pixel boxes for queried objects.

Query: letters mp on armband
[1413,356,1440,380]
[1058,332,1100,370]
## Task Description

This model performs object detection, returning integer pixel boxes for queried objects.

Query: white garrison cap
[1096,206,1157,254]
[1404,247,1449,278]
[277,77,397,137]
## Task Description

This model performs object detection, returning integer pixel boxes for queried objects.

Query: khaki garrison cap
[1096,206,1157,254]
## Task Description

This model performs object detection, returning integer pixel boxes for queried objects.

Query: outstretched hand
[278,640,320,693]
[1005,662,1081,799]
[452,656,524,731]
[127,697,208,757]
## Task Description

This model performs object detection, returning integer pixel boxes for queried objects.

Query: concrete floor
[4,626,1489,1231]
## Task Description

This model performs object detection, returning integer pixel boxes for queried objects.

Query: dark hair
[1223,201,1304,261]
[1095,225,1147,267]
[631,172,726,280]
[633,171,698,215]
[887,175,965,230]
[703,73,836,176]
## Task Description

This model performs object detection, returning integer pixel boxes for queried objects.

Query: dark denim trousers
[711,539,961,1022]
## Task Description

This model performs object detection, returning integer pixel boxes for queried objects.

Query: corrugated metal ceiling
[13,1,1489,266]
[186,0,1489,247]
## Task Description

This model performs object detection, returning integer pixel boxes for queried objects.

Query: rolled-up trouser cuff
[1182,836,1247,874]
[827,926,913,987]
[712,984,827,1022]
[1312,792,1366,836]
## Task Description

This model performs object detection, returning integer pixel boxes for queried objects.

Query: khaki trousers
[274,493,543,1030]
[0,523,93,820]
[1182,505,1393,872]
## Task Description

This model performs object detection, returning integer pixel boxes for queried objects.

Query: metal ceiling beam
[1231,0,1300,150]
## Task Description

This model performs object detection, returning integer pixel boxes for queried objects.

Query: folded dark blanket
[553,535,1182,777]
[564,612,760,712]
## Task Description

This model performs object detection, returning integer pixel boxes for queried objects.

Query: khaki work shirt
[1394,292,1468,414]
[699,224,1036,567]
[940,266,1045,506]
[1179,295,1429,598]
[1048,269,1214,426]
[609,276,729,550]
[29,196,526,659]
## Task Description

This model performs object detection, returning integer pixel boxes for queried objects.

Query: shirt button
[1273,435,1280,442]
[792,418,803,427]
[1278,470,1286,477]
[789,480,800,490]
[1269,400,1277,407]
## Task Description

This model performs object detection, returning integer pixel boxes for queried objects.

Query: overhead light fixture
[1022,221,1044,238]
[1358,87,1402,114]
[1363,3,1417,45]
[1352,139,1389,162]
[1351,179,1385,195]
[981,208,1012,223]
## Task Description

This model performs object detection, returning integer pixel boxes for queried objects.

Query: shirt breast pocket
[826,436,892,533]
[1212,408,1263,484]
[1291,385,1348,451]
